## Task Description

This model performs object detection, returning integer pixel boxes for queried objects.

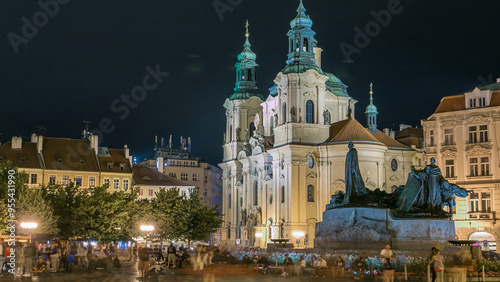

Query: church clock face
[307,156,314,168]
[391,159,398,171]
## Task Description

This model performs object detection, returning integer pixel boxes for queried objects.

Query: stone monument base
[315,207,455,252]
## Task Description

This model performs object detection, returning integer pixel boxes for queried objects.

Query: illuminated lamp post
[292,231,304,248]
[140,225,154,247]
[21,222,38,243]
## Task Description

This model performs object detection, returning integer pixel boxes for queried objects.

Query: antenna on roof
[82,121,91,139]
[36,125,47,136]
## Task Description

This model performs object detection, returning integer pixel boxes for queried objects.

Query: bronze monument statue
[327,144,473,218]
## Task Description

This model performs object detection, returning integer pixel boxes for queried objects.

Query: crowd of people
[2,241,123,279]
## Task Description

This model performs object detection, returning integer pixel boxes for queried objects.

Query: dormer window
[120,164,125,171]
[466,88,492,109]
[19,154,28,162]
[56,154,63,163]
[107,162,113,169]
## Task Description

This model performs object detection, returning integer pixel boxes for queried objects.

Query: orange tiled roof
[97,148,132,174]
[325,118,381,144]
[434,86,500,114]
[42,138,99,171]
[0,142,42,169]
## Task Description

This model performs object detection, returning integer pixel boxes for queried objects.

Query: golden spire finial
[370,82,373,94]
[245,19,249,38]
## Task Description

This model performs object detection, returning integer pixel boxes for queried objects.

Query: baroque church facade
[219,1,417,248]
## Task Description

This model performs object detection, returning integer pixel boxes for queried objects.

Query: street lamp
[21,222,38,243]
[140,225,154,247]
[255,232,263,247]
[292,231,304,248]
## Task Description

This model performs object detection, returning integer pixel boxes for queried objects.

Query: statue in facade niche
[290,106,296,122]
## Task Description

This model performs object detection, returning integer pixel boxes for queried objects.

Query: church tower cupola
[286,0,317,67]
[229,20,263,101]
[365,83,379,134]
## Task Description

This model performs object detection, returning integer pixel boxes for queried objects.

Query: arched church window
[229,125,233,142]
[289,38,293,53]
[307,185,314,202]
[254,181,258,206]
[248,69,252,81]
[306,100,314,123]
[228,193,232,209]
[303,38,309,52]
[282,103,287,124]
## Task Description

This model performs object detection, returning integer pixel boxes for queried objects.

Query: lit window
[113,179,119,189]
[104,179,110,186]
[469,126,478,143]
[123,179,129,190]
[445,160,455,178]
[31,174,37,184]
[62,175,69,185]
[49,175,56,185]
[444,129,453,145]
[470,193,479,212]
[75,176,82,186]
[89,177,96,187]
[470,158,478,176]
[479,125,488,142]
[469,192,492,213]
[139,189,143,196]
[481,192,491,212]
[480,157,490,176]
[148,189,153,196]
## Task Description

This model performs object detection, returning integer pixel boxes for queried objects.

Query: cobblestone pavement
[0,261,380,281]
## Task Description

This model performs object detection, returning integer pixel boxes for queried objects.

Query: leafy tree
[40,182,81,239]
[178,189,223,246]
[17,187,59,235]
[152,188,184,240]
[0,201,8,234]
[0,161,28,202]
[72,186,131,242]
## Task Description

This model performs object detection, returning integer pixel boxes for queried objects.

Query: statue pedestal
[315,207,455,251]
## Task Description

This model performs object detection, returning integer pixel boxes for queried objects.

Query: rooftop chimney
[383,128,390,136]
[31,133,37,143]
[11,137,22,149]
[90,135,98,155]
[37,136,43,153]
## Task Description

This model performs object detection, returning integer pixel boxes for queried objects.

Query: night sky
[1,0,499,166]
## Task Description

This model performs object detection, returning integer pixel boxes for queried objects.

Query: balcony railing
[468,211,495,220]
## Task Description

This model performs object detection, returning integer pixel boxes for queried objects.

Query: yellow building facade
[422,81,500,251]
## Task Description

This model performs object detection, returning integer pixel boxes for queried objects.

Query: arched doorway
[469,232,496,251]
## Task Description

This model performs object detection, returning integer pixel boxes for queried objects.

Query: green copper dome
[290,0,313,28]
[229,20,263,101]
